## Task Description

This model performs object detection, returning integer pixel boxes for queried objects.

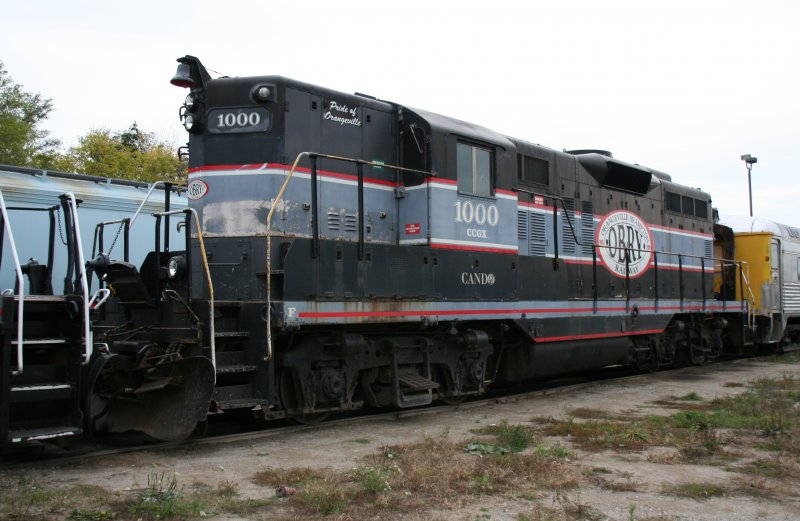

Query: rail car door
[770,238,783,314]
[768,237,785,342]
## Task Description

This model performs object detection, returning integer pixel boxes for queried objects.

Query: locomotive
[1,55,795,446]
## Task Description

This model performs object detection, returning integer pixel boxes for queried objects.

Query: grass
[666,482,727,500]
[472,420,537,452]
[533,374,800,465]
[252,429,581,517]
[9,375,800,519]
[0,473,275,521]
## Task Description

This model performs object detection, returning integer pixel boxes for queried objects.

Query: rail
[155,208,216,377]
[263,152,433,362]
[0,190,26,374]
[62,193,93,364]
[515,188,753,319]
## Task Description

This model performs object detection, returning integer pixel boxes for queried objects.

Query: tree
[0,60,61,167]
[59,123,186,183]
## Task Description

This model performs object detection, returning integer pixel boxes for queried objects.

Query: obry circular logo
[596,210,653,278]
[187,179,209,200]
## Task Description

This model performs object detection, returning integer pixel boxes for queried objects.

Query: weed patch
[666,482,727,500]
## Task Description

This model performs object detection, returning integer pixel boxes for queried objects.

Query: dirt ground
[4,358,800,520]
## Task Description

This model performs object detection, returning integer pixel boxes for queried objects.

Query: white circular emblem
[187,179,209,200]
[596,210,654,278]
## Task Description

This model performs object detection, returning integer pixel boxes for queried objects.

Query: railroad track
[1,355,791,469]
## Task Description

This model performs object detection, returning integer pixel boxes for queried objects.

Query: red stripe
[300,305,652,319]
[652,263,715,273]
[564,258,595,265]
[533,328,665,343]
[496,188,516,196]
[428,178,457,186]
[431,243,518,254]
[518,201,556,211]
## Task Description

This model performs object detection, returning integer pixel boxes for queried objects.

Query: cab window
[457,142,493,197]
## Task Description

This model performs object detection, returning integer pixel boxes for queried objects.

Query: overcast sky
[2,0,798,224]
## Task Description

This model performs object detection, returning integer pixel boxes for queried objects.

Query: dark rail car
[0,55,769,446]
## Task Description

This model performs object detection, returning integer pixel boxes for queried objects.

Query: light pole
[741,154,757,217]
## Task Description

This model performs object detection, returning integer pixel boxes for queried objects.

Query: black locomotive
[0,55,759,445]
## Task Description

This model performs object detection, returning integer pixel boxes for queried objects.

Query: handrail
[738,262,756,330]
[63,193,93,365]
[129,181,172,228]
[514,187,753,313]
[158,208,215,378]
[264,152,434,362]
[0,190,26,374]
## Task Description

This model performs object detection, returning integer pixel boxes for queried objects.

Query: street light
[741,154,758,217]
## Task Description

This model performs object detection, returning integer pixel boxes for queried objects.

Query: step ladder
[210,306,269,412]
[1,190,89,446]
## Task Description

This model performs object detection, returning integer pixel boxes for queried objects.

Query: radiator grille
[530,212,546,256]
[561,198,576,255]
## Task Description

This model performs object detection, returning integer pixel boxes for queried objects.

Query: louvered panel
[580,200,594,256]
[343,213,358,232]
[704,239,713,259]
[561,198,576,255]
[517,210,528,240]
[530,212,546,256]
[327,211,340,231]
[783,283,800,312]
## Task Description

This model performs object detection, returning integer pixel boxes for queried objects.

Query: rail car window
[666,191,709,220]
[667,192,682,213]
[517,154,549,185]
[457,143,493,197]
[682,195,694,216]
[771,242,780,270]
[694,199,708,219]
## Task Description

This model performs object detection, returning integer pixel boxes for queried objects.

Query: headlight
[184,93,198,112]
[183,114,198,132]
[168,255,186,279]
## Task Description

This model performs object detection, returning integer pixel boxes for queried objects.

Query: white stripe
[650,227,713,240]
[189,168,396,192]
[399,238,428,245]
[11,384,70,391]
[431,237,518,251]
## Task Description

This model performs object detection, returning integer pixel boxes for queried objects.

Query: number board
[208,107,271,134]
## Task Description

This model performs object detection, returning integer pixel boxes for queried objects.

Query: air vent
[530,213,546,256]
[327,211,340,231]
[344,213,358,232]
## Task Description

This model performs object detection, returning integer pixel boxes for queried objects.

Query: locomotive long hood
[573,152,662,195]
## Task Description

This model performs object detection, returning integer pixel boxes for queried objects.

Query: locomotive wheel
[278,369,330,425]
[632,337,659,373]
[689,341,707,365]
[440,395,467,406]
[635,345,659,373]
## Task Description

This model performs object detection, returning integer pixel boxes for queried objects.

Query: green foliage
[128,472,206,519]
[0,60,61,167]
[472,420,536,453]
[666,482,726,500]
[58,122,185,183]
[465,441,511,456]
[350,464,394,493]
